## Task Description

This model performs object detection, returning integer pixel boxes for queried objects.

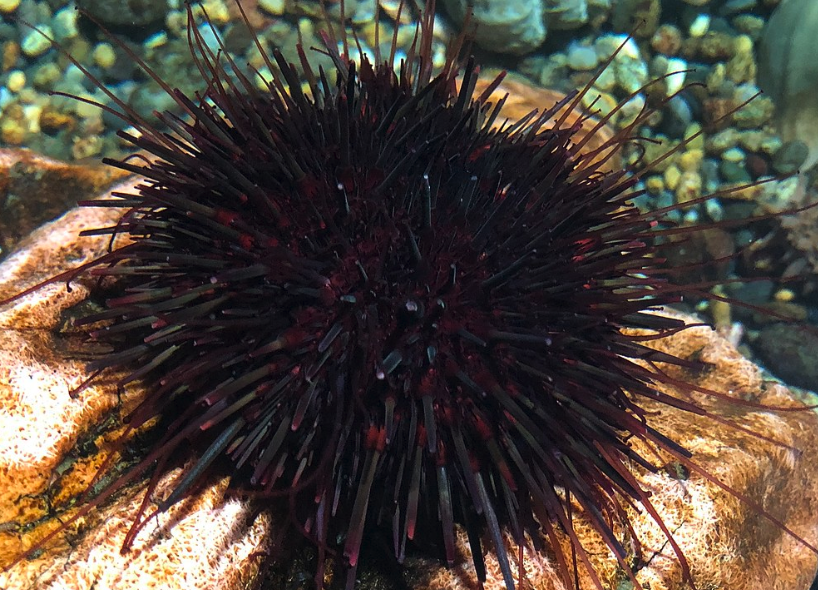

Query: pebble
[755,324,818,391]
[442,0,546,55]
[74,93,104,119]
[732,14,765,41]
[71,134,103,160]
[772,140,809,175]
[665,58,687,96]
[706,128,739,154]
[0,87,11,110]
[0,0,20,13]
[737,129,766,153]
[22,104,41,134]
[201,0,230,25]
[758,177,800,213]
[675,170,703,204]
[566,43,598,71]
[651,24,683,56]
[32,62,61,90]
[720,159,751,184]
[664,164,682,191]
[21,26,53,58]
[547,0,592,30]
[1,41,19,73]
[645,175,664,195]
[258,0,285,14]
[617,93,645,127]
[92,43,116,70]
[679,149,703,172]
[704,198,724,221]
[6,69,25,93]
[665,95,694,133]
[52,6,79,42]
[615,54,649,94]
[592,64,616,91]
[0,103,25,144]
[683,122,705,152]
[581,89,618,122]
[689,14,711,38]
[39,106,76,134]
[721,147,746,163]
[758,135,783,156]
[710,294,732,330]
[732,85,774,128]
[726,35,755,84]
[698,31,737,62]
[144,31,168,51]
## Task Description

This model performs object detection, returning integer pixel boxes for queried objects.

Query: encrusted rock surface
[0,174,271,590]
[0,148,129,255]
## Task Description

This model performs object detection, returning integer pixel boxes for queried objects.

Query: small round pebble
[258,0,285,16]
[21,26,53,58]
[651,24,683,56]
[645,176,665,195]
[566,43,598,71]
[0,0,20,14]
[683,123,705,152]
[33,62,62,90]
[721,147,746,163]
[707,128,739,154]
[665,58,687,96]
[679,149,704,172]
[6,69,25,93]
[689,14,711,38]
[675,171,703,204]
[664,164,681,191]
[52,6,80,42]
[93,43,117,69]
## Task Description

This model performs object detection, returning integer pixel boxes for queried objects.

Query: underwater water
[0,0,818,589]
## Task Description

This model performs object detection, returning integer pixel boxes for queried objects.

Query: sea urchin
[2,1,817,589]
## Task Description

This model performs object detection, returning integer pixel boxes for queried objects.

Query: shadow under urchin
[6,0,818,589]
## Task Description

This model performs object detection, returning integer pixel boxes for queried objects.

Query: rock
[732,85,774,128]
[470,72,619,170]
[441,0,546,55]
[75,0,168,28]
[611,0,660,37]
[0,176,272,590]
[651,24,683,56]
[20,26,52,58]
[544,0,591,31]
[772,140,810,175]
[565,42,598,71]
[756,323,818,391]
[0,148,130,256]
[758,0,818,170]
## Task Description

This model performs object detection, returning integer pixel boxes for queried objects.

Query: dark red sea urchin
[5,1,818,589]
